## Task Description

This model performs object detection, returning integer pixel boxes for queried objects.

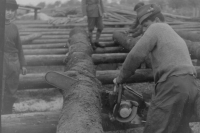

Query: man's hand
[21,67,27,75]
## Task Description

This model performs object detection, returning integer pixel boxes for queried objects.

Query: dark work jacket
[82,0,105,17]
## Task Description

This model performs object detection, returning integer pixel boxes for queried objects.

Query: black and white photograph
[0,0,200,133]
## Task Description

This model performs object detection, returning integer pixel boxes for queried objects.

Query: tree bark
[55,28,103,133]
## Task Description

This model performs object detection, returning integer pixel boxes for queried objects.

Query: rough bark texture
[56,28,104,133]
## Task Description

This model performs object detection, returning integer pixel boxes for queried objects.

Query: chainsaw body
[106,84,148,124]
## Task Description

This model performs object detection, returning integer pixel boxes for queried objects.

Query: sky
[16,0,71,6]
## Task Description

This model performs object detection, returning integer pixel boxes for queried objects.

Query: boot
[1,96,17,115]
[94,31,105,48]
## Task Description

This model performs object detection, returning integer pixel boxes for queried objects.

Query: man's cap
[6,0,18,10]
[133,2,145,11]
[137,4,161,24]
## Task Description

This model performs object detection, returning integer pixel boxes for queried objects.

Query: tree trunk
[55,28,103,133]
[23,47,125,55]
[29,38,112,44]
[21,33,43,44]
[25,53,129,66]
[22,43,67,49]
[23,49,68,55]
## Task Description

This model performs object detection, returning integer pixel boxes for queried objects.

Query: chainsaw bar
[45,71,78,90]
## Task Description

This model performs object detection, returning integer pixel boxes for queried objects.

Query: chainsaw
[101,84,149,124]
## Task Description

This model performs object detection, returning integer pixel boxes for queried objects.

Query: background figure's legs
[94,17,105,47]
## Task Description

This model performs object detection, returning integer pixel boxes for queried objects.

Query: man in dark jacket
[82,0,106,49]
[127,2,144,38]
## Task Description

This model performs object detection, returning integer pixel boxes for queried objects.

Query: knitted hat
[137,4,161,24]
[6,0,18,10]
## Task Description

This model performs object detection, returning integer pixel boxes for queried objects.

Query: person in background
[113,4,199,133]
[127,2,145,38]
[2,0,27,114]
[81,0,107,49]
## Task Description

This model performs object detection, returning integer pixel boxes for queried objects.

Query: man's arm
[81,0,87,16]
[116,25,157,83]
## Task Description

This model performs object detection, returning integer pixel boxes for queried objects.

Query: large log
[29,38,112,44]
[22,42,116,49]
[21,33,43,44]
[54,28,103,133]
[24,49,68,55]
[22,43,67,49]
[23,47,125,55]
[19,67,200,89]
[2,111,143,133]
[24,53,128,66]
[40,34,113,39]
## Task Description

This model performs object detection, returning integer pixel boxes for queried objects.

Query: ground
[13,83,200,133]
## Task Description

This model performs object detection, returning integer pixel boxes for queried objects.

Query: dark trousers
[143,74,199,133]
[87,17,104,31]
